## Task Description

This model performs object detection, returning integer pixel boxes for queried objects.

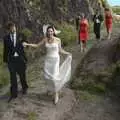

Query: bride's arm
[22,42,37,48]
[22,38,46,48]
[59,39,71,55]
[60,48,71,55]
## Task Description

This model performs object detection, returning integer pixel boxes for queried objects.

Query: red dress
[79,19,89,42]
[105,12,113,32]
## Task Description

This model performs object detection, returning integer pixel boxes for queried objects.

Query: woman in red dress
[104,8,113,39]
[79,13,89,52]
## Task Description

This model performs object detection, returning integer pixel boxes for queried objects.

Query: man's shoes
[22,88,28,95]
[8,96,17,103]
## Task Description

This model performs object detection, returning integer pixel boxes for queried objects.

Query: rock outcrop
[0,0,104,38]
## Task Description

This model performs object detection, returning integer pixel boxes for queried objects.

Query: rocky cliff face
[0,0,104,38]
[0,0,31,37]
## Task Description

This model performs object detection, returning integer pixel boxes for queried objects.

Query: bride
[23,26,72,104]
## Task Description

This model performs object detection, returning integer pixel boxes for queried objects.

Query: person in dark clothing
[75,15,80,31]
[3,22,28,102]
[93,9,103,41]
[75,15,81,44]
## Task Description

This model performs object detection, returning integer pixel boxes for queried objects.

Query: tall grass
[0,42,9,87]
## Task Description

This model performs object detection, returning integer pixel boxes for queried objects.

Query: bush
[55,22,77,46]
[0,42,9,87]
[21,28,33,39]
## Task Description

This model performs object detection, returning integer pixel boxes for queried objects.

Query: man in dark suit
[93,9,103,41]
[3,22,28,102]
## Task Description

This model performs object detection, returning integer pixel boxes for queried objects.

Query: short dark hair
[6,21,15,30]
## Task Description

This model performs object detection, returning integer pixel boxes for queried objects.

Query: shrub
[0,42,9,87]
[55,22,77,46]
[21,28,33,39]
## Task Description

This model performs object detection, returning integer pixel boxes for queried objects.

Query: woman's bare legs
[107,26,112,40]
[81,41,86,53]
[107,31,112,40]
[54,91,59,104]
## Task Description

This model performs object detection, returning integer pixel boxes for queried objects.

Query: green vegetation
[71,76,106,94]
[56,22,77,46]
[27,111,37,120]
[21,28,33,39]
[71,58,120,96]
[0,42,9,87]
[112,6,120,14]
[75,91,102,101]
[101,0,110,8]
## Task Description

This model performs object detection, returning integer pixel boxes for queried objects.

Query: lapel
[16,33,21,44]
[8,34,13,46]
[8,33,19,46]
[8,34,12,41]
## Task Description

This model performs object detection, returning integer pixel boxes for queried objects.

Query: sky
[107,0,120,6]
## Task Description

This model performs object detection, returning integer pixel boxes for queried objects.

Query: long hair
[46,25,56,37]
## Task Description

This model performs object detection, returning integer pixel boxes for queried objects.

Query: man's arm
[3,37,8,63]
[19,33,28,47]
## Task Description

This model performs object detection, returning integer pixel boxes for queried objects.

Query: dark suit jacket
[93,14,103,24]
[3,33,27,63]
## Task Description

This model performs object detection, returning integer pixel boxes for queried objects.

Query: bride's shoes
[47,91,59,104]
[54,92,59,105]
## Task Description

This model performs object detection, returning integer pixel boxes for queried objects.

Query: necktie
[11,34,16,47]
[11,34,18,56]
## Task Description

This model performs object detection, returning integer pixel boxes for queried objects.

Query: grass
[55,21,77,46]
[0,42,9,87]
[75,90,102,102]
[71,76,106,94]
[71,57,120,97]
[21,28,33,39]
[27,111,37,120]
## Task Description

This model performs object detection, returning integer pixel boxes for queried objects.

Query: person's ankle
[54,92,59,105]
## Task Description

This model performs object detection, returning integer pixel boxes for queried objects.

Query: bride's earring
[54,92,59,104]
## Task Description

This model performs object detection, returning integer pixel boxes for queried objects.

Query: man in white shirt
[93,9,103,41]
[3,22,28,102]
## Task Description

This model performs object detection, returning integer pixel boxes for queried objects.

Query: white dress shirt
[10,33,19,56]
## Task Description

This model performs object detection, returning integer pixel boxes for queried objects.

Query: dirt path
[61,94,120,120]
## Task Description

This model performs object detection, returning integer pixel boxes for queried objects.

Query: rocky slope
[71,25,120,95]
[0,0,104,38]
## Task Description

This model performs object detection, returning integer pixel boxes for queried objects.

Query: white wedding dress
[44,42,72,92]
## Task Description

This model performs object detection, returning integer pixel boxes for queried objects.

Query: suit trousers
[94,23,101,39]
[8,56,28,97]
